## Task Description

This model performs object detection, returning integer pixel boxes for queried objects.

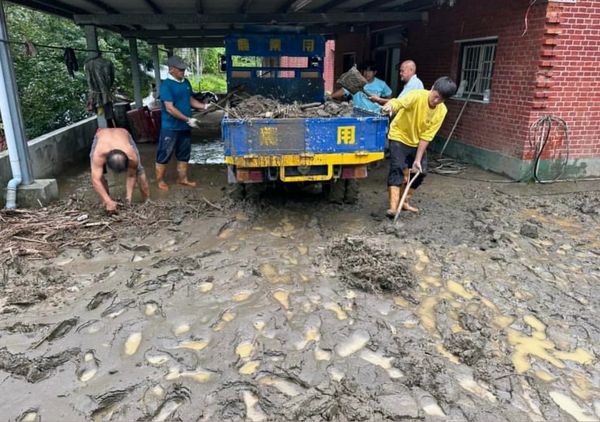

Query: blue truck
[221,33,388,202]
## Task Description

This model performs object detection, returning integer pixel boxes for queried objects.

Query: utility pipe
[0,0,33,208]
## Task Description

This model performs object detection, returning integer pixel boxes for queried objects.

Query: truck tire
[324,179,358,204]
[230,184,247,200]
[344,179,359,204]
[323,180,345,204]
[231,184,264,201]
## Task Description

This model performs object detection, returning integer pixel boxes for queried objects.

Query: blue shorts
[156,129,192,164]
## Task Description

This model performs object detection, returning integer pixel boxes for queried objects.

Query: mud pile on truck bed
[229,94,354,119]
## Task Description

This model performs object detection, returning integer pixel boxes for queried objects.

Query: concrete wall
[0,117,97,187]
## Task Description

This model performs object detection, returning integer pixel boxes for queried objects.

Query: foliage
[2,4,226,140]
[4,4,155,139]
[176,48,227,93]
[6,4,89,139]
[97,28,153,100]
[188,74,227,94]
[176,47,225,76]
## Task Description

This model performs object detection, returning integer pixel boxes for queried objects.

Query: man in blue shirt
[397,60,424,97]
[155,55,210,190]
[331,62,392,113]
[369,60,424,105]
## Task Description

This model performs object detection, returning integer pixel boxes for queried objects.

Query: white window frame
[455,38,497,102]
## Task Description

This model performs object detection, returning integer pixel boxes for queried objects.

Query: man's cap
[167,55,188,70]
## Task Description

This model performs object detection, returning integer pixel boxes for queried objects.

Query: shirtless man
[90,128,150,213]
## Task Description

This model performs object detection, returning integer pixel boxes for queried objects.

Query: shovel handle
[393,170,421,224]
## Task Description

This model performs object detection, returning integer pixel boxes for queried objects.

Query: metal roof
[9,0,442,47]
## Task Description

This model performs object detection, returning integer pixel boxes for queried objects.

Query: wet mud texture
[330,237,416,296]
[0,162,600,421]
[229,94,354,119]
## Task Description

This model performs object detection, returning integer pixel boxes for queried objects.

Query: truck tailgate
[223,111,388,157]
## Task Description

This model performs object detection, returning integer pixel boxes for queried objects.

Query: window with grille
[457,40,497,101]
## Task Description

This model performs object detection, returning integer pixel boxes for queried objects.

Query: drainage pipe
[0,0,34,208]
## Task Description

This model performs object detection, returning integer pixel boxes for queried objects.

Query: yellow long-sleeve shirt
[387,90,448,148]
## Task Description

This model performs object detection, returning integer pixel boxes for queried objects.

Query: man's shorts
[156,129,192,164]
[387,139,427,188]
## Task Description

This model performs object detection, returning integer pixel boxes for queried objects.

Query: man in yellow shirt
[381,77,457,217]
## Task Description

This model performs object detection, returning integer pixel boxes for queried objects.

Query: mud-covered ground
[1,144,600,421]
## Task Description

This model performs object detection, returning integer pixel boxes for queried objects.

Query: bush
[188,73,227,94]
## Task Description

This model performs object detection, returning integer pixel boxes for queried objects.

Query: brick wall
[324,40,335,93]
[402,0,600,163]
[530,0,600,160]
[332,33,370,85]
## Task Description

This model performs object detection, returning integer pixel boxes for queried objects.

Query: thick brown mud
[1,151,599,421]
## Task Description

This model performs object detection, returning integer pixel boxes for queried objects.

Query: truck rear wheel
[323,180,359,204]
[344,179,359,204]
[230,184,262,200]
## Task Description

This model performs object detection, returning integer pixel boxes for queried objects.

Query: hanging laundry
[24,39,37,57]
[64,47,79,78]
[85,55,116,125]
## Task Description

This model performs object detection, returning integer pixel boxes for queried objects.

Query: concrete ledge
[431,137,600,180]
[12,179,58,208]
[1,117,98,202]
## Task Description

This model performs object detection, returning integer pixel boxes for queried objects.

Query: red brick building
[334,0,600,180]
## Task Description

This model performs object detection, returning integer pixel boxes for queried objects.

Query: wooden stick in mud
[196,85,244,116]
[394,170,421,224]
[299,102,322,110]
[202,196,223,211]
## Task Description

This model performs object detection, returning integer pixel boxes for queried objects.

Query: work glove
[381,103,394,116]
[187,118,199,128]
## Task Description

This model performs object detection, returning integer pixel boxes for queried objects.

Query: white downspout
[0,0,33,208]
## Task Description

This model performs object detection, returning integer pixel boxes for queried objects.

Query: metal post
[129,38,143,109]
[152,44,161,93]
[0,0,33,186]
[83,25,98,59]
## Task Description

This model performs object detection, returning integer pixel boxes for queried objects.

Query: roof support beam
[352,0,402,12]
[315,0,351,13]
[382,0,435,11]
[239,0,253,13]
[280,0,314,13]
[142,0,162,13]
[122,29,235,38]
[150,39,225,48]
[11,0,86,18]
[74,12,422,25]
[121,24,366,40]
[141,0,175,30]
[80,0,118,14]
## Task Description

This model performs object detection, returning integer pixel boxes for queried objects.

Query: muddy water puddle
[1,166,600,421]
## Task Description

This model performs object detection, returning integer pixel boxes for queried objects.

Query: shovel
[337,65,369,96]
[393,170,421,224]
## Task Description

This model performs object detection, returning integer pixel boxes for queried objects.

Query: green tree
[175,47,226,93]
[6,4,89,139]
[4,4,153,139]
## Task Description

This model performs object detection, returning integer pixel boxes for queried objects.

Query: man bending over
[90,128,149,213]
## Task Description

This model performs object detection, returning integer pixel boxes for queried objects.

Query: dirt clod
[0,347,79,383]
[330,237,416,295]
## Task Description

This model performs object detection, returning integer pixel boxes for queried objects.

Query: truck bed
[222,109,388,182]
[223,109,388,156]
